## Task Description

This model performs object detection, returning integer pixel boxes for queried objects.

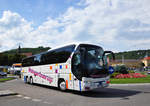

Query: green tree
[0,54,8,66]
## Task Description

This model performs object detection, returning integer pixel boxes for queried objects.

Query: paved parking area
[0,79,150,106]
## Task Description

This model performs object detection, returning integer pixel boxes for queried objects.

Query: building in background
[21,53,32,57]
[110,59,141,68]
[142,57,150,67]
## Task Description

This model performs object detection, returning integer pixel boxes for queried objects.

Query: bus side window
[22,57,34,67]
[34,55,41,65]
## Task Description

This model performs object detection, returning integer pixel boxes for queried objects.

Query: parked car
[0,70,7,77]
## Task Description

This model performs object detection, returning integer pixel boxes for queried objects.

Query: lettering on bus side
[28,68,53,83]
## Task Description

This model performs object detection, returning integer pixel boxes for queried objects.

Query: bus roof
[47,43,101,51]
[22,43,102,60]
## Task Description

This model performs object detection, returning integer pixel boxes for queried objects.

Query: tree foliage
[108,49,150,59]
[114,65,128,74]
[0,46,50,66]
[0,53,26,66]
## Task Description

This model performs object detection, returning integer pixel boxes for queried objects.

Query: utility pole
[122,55,124,64]
[145,52,148,58]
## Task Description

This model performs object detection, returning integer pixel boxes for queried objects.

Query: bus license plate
[102,82,107,87]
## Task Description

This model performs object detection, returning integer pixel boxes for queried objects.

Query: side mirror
[102,51,115,61]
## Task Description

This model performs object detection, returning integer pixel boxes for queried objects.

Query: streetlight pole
[122,55,124,64]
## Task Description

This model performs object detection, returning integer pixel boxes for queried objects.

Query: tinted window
[43,45,75,64]
[72,44,107,80]
[22,56,34,67]
[22,45,75,67]
[34,54,41,65]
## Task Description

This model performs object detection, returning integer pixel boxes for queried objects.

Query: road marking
[23,96,31,99]
[15,94,43,104]
[32,99,41,102]
[16,95,23,97]
[15,94,42,103]
[43,101,53,104]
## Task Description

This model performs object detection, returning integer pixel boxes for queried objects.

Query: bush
[128,70,135,73]
[110,72,120,78]
[140,72,146,75]
[114,65,128,74]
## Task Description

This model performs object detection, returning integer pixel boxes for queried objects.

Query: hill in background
[114,49,150,60]
[3,47,150,60]
[1,46,150,66]
[0,46,51,66]
[3,46,51,55]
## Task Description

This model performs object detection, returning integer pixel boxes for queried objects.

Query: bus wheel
[26,76,30,84]
[29,77,33,84]
[58,80,66,91]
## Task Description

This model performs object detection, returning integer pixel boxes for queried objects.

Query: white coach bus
[21,43,115,91]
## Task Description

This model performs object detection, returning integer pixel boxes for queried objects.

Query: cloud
[117,19,150,40]
[0,11,33,51]
[0,0,150,52]
[0,11,24,29]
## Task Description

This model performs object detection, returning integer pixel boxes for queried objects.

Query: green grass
[7,74,17,76]
[0,77,15,82]
[110,75,150,84]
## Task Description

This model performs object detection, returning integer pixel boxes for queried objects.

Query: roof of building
[21,52,32,57]
[143,57,150,60]
[110,59,140,63]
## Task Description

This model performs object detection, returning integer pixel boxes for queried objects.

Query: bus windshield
[72,44,108,80]
[84,45,108,78]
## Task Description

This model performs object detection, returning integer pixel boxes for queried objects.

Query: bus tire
[27,77,30,84]
[29,77,33,84]
[58,79,66,91]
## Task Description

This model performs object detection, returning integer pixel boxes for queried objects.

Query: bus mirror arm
[103,51,115,61]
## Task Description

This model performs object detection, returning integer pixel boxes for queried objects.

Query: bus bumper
[82,77,110,91]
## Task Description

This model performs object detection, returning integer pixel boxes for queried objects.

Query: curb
[0,90,18,97]
[110,83,150,86]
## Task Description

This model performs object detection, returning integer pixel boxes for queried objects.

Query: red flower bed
[114,73,147,79]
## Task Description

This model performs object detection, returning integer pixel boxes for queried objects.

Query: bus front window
[84,46,109,78]
[72,44,109,80]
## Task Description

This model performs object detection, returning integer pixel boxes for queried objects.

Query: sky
[0,0,150,52]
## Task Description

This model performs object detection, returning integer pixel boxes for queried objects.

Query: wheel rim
[59,81,66,90]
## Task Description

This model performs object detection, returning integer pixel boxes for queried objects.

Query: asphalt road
[0,79,150,106]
